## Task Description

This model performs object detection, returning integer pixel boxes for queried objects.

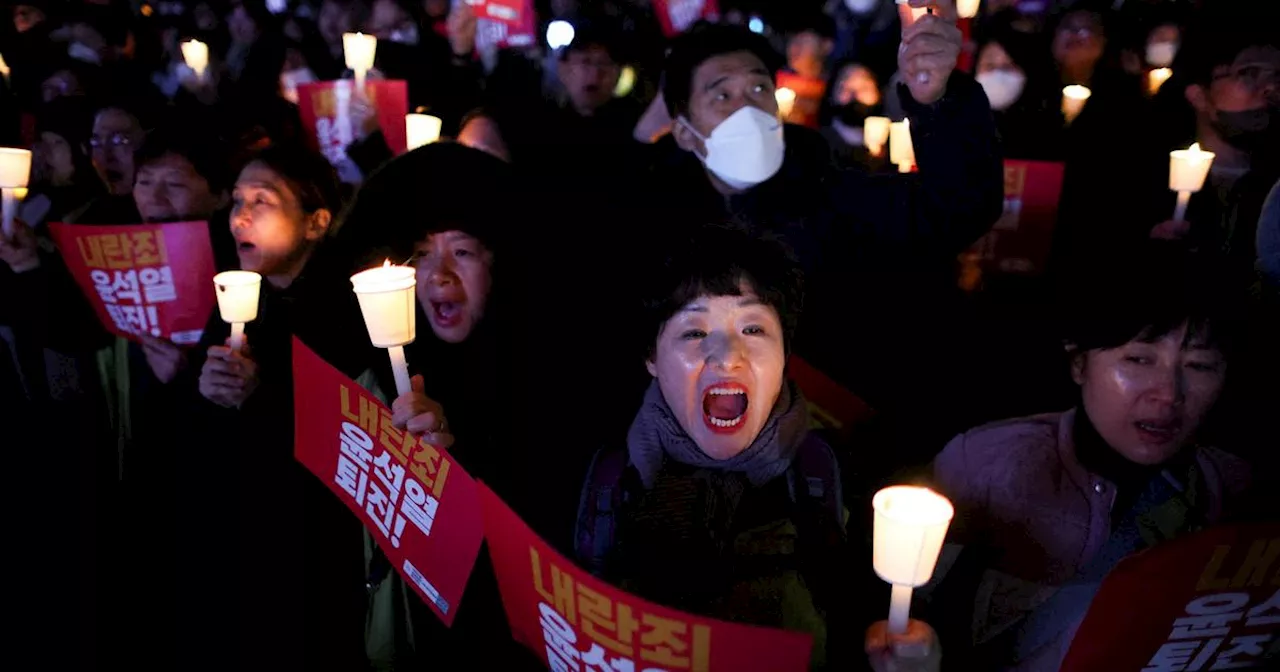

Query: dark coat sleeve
[827,72,1005,262]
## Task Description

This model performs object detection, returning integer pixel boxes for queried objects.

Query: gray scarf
[626,378,812,489]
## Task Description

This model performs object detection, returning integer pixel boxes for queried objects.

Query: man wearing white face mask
[632,4,1003,465]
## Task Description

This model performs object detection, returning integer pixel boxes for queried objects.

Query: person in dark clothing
[818,61,886,169]
[69,103,150,225]
[974,27,1066,161]
[576,226,891,671]
[335,142,555,669]
[181,144,373,669]
[640,16,1003,462]
[23,97,102,227]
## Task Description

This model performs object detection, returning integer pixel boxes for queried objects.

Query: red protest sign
[49,221,216,344]
[1061,523,1280,672]
[292,338,485,626]
[965,160,1065,278]
[475,0,535,50]
[653,0,719,38]
[775,71,826,129]
[787,355,874,439]
[297,80,410,164]
[478,484,815,672]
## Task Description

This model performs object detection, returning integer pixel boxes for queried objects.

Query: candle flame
[382,259,391,267]
[1190,142,1201,152]
[775,87,796,103]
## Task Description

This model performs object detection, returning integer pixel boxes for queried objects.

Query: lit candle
[0,53,10,87]
[864,116,891,158]
[406,114,443,150]
[896,0,929,22]
[343,32,378,93]
[1061,85,1091,125]
[1147,68,1172,96]
[351,261,417,396]
[1168,142,1215,222]
[0,147,32,238]
[213,271,262,353]
[181,39,209,81]
[889,120,915,173]
[775,87,797,121]
[872,486,955,635]
[957,0,980,19]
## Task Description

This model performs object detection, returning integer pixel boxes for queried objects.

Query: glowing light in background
[547,21,575,50]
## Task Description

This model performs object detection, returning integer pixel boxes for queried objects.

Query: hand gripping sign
[292,338,485,626]
[296,79,410,165]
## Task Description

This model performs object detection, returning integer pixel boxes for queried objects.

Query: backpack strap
[575,447,632,579]
[788,431,847,536]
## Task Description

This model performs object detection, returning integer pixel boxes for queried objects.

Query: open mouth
[429,300,463,328]
[1134,419,1181,445]
[237,241,256,253]
[702,382,748,433]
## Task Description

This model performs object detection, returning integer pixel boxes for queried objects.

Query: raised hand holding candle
[864,116,891,157]
[406,114,442,150]
[1169,142,1215,222]
[181,39,210,81]
[1147,68,1172,96]
[1062,85,1091,125]
[352,261,417,396]
[775,87,797,121]
[872,486,954,635]
[213,271,262,353]
[343,32,378,93]
[0,148,32,238]
[889,120,915,173]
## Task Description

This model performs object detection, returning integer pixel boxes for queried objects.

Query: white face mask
[389,25,420,46]
[844,0,880,15]
[681,106,786,190]
[976,69,1026,111]
[1146,41,1178,68]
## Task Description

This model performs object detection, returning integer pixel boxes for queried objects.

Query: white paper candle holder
[1168,143,1215,221]
[352,263,417,396]
[181,40,209,81]
[889,120,915,173]
[864,116,891,157]
[872,485,955,635]
[1062,85,1092,124]
[343,32,378,92]
[406,114,443,150]
[0,147,32,238]
[213,271,262,353]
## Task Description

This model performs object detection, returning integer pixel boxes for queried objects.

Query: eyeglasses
[89,133,135,149]
[1213,64,1279,91]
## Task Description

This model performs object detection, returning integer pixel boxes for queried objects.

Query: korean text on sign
[1061,525,1280,672]
[478,485,815,672]
[48,221,216,344]
[291,337,485,627]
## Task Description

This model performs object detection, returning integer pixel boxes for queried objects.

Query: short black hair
[1177,20,1280,87]
[662,23,783,119]
[643,225,804,358]
[134,123,232,195]
[558,22,623,64]
[1059,244,1242,355]
[242,143,342,219]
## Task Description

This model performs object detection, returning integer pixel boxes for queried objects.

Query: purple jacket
[931,409,1252,671]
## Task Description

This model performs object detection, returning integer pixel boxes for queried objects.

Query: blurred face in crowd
[424,0,448,20]
[1188,45,1280,153]
[319,0,357,47]
[647,287,786,460]
[787,30,832,80]
[833,63,880,107]
[41,70,84,103]
[678,50,777,146]
[1072,322,1226,467]
[558,45,621,116]
[458,116,511,162]
[134,154,223,223]
[227,4,260,45]
[414,231,493,343]
[33,131,77,186]
[230,162,331,281]
[1052,10,1105,80]
[90,108,144,196]
[12,3,45,33]
[976,42,1028,111]
[367,0,414,42]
